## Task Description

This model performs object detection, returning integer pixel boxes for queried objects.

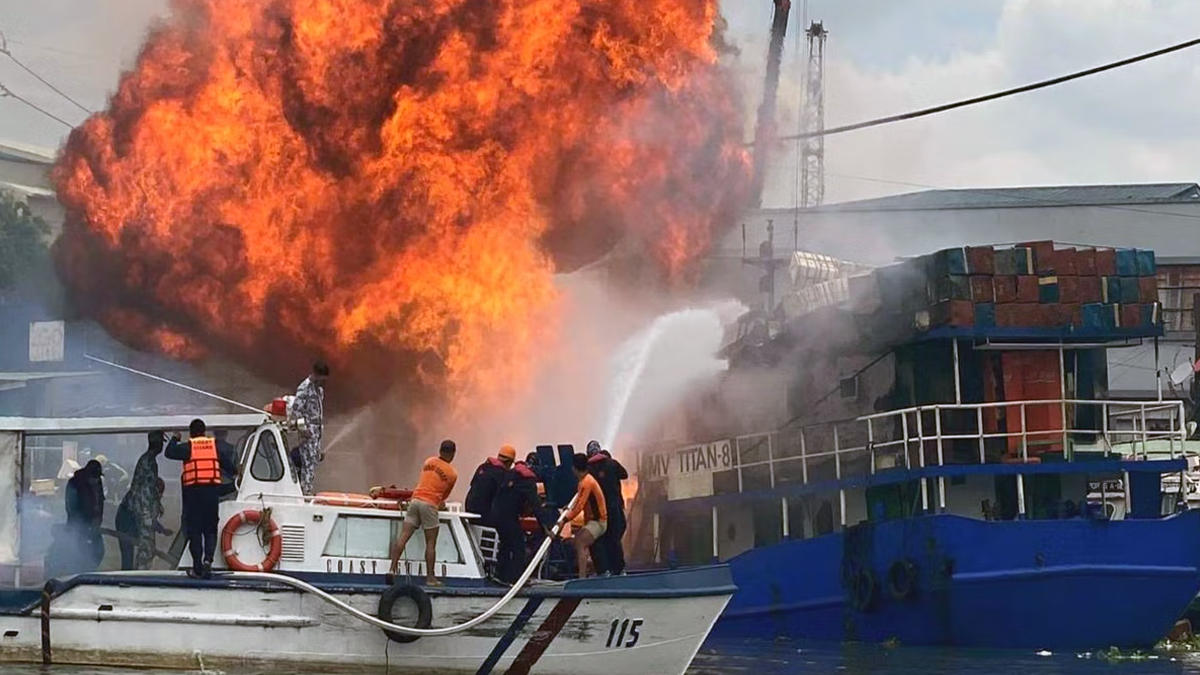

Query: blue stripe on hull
[477,597,544,675]
[711,510,1200,650]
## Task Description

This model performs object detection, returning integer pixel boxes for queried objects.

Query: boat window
[250,430,285,482]
[321,516,464,564]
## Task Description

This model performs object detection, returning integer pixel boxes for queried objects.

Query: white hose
[230,494,580,636]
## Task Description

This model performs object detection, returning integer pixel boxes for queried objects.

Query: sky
[2,0,1200,205]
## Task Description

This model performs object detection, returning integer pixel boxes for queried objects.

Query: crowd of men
[457,438,629,583]
[42,357,637,584]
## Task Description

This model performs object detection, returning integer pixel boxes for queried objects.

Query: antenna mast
[800,21,828,208]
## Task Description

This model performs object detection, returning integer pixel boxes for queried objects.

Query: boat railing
[640,398,1188,524]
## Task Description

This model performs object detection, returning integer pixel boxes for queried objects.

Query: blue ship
[633,242,1200,650]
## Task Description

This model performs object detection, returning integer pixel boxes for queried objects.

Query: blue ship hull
[711,511,1200,650]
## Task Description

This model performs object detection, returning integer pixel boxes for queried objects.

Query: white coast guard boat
[0,411,733,675]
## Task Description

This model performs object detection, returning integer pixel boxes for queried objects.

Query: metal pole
[834,426,846,526]
[977,407,986,465]
[935,408,946,513]
[867,419,876,474]
[768,434,776,488]
[953,340,962,405]
[84,354,265,414]
[711,506,719,561]
[782,497,790,538]
[917,411,929,513]
[800,429,809,484]
[1059,342,1069,460]
[652,514,661,564]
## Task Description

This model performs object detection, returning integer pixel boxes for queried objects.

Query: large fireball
[52,0,751,414]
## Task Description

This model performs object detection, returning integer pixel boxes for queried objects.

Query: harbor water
[12,640,1200,675]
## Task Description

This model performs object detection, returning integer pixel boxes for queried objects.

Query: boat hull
[711,511,1200,650]
[0,566,733,675]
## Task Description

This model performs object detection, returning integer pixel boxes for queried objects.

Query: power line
[0,81,74,128]
[0,31,92,114]
[767,34,1200,143]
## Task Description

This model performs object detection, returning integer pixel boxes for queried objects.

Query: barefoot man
[387,440,457,586]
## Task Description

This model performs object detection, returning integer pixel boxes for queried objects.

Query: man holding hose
[387,440,457,586]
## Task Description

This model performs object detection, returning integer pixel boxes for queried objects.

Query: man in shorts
[563,453,607,578]
[387,440,458,586]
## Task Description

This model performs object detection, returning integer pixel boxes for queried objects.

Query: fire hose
[229,494,579,636]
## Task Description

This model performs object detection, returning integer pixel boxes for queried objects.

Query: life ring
[378,582,434,644]
[849,568,880,613]
[887,559,918,602]
[313,492,379,509]
[221,510,283,572]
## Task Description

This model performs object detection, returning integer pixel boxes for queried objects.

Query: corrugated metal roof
[784,183,1200,213]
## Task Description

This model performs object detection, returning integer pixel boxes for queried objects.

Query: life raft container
[221,509,283,572]
[313,492,380,509]
[370,485,414,501]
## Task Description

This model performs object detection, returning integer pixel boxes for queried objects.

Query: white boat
[0,413,734,675]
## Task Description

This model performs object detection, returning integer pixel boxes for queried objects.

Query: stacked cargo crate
[902,241,1162,333]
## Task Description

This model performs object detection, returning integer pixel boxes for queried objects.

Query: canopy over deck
[0,414,269,435]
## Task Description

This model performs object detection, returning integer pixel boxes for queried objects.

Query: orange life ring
[221,510,283,572]
[314,492,379,509]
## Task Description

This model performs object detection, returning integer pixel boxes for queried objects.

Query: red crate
[1096,248,1117,276]
[1121,304,1141,329]
[1138,277,1158,303]
[1020,240,1056,274]
[1078,276,1102,303]
[970,276,995,303]
[1058,276,1080,304]
[933,300,975,327]
[1077,248,1098,276]
[966,246,996,275]
[1056,248,1078,276]
[1016,276,1039,303]
[996,303,1017,327]
[993,276,1018,304]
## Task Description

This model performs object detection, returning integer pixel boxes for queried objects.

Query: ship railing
[686,398,1188,523]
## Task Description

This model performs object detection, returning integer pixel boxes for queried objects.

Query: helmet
[586,440,601,457]
[94,454,108,465]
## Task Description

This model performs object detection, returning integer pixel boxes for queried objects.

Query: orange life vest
[182,436,222,487]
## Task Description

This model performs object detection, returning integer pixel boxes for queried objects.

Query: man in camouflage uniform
[115,431,173,570]
[292,361,329,495]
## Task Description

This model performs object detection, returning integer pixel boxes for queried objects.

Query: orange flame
[52,0,751,415]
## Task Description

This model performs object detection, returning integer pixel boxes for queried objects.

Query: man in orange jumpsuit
[562,453,607,578]
[387,440,458,586]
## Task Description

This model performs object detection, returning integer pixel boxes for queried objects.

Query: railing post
[768,434,776,488]
[977,406,986,465]
[902,412,911,469]
[1059,343,1069,460]
[653,513,661,564]
[916,410,929,513]
[711,505,719,561]
[1020,403,1029,462]
[935,407,947,513]
[1140,406,1149,460]
[1102,401,1110,458]
[800,429,808,485]
[736,437,744,493]
[1017,473,1027,519]
[781,497,790,539]
[835,425,846,527]
[868,418,876,475]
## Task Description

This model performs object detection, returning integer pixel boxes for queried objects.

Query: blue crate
[1082,303,1116,331]
[1115,248,1138,276]
[1102,277,1121,304]
[1038,277,1060,304]
[1136,249,1157,276]
[1119,277,1141,304]
[931,247,968,277]
[975,302,996,328]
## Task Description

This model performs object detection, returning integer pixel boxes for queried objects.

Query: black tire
[378,583,433,644]
[850,568,880,613]
[887,560,918,602]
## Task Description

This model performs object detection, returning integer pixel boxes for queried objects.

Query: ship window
[839,376,858,399]
[250,430,285,482]
[321,516,464,565]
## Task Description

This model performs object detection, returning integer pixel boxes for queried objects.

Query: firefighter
[492,454,545,584]
[166,419,237,579]
[587,440,629,575]
[465,445,515,528]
